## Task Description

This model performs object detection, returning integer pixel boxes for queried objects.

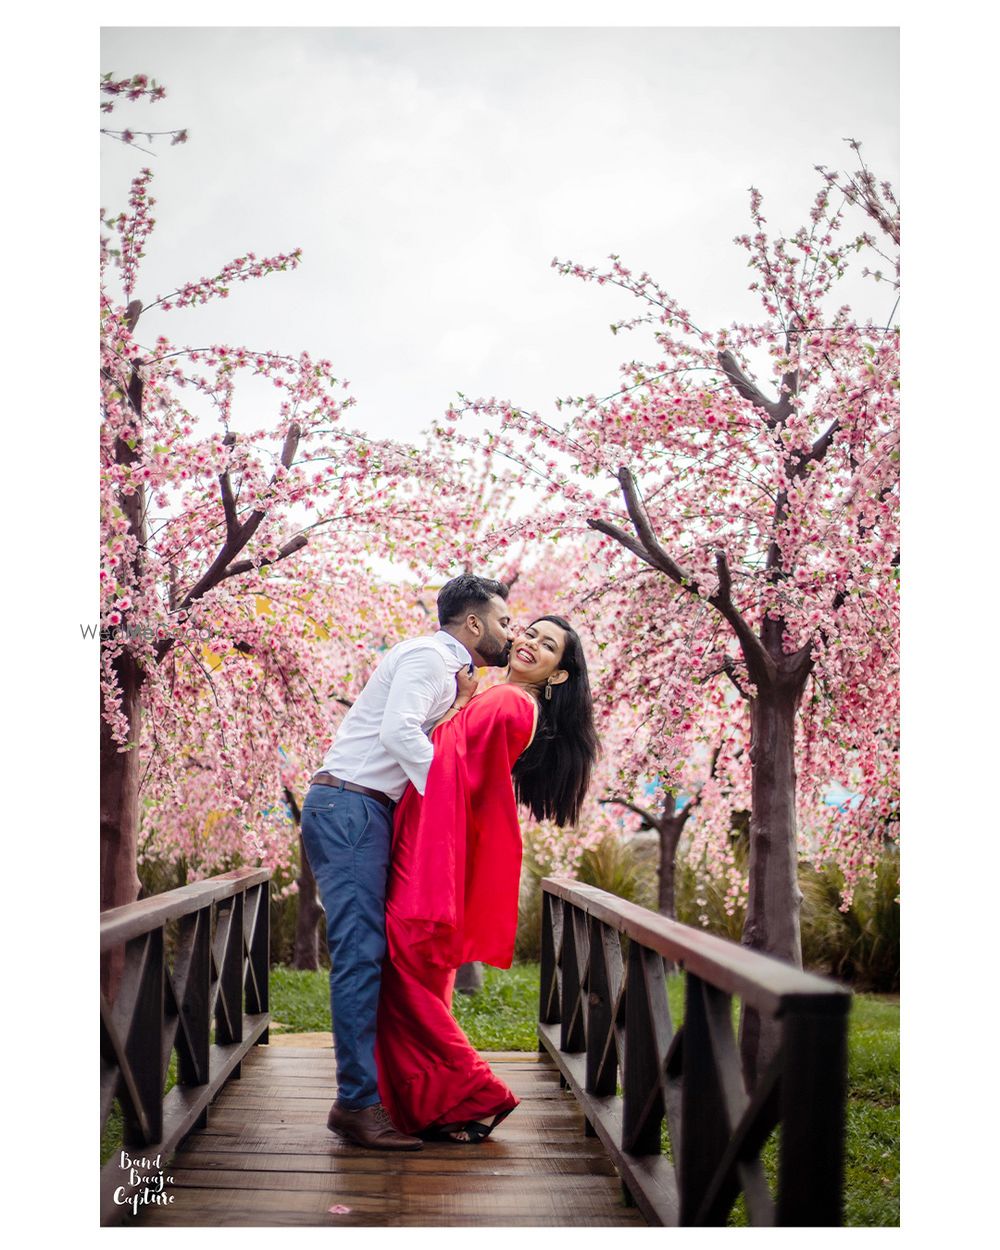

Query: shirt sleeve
[379,646,452,795]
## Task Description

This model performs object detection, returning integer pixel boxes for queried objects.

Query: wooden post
[176,909,210,1086]
[560,905,587,1053]
[622,942,664,1154]
[215,892,244,1046]
[121,930,164,1146]
[777,1004,849,1225]
[246,881,270,1044]
[679,975,736,1224]
[539,891,560,1029]
[586,917,621,1096]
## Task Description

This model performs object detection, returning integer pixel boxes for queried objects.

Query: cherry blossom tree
[439,146,899,1077]
[601,741,722,921]
[100,81,470,928]
[133,547,439,966]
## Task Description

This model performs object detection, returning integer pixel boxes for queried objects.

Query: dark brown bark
[738,676,809,1088]
[100,652,145,1004]
[454,962,484,994]
[286,787,324,971]
[99,655,144,912]
[657,808,685,919]
[742,687,803,965]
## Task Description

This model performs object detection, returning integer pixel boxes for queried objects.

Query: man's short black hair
[437,574,509,627]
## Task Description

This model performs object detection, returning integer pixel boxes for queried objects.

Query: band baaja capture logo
[113,1151,176,1216]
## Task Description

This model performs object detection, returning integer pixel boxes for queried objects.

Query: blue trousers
[300,782,393,1109]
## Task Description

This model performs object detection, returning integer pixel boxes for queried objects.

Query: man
[300,574,514,1150]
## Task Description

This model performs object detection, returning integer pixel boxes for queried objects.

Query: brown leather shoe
[326,1101,422,1151]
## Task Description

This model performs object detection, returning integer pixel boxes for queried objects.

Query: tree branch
[616,468,698,586]
[221,533,309,581]
[586,517,668,572]
[829,482,898,614]
[798,417,840,473]
[718,350,797,426]
[600,796,662,830]
[706,654,751,701]
[707,550,775,687]
[173,422,302,611]
[219,432,239,544]
[155,424,305,661]
[279,423,300,470]
[124,299,143,333]
[707,742,723,782]
[590,469,775,688]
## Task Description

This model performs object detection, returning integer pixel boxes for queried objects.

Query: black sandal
[418,1107,514,1144]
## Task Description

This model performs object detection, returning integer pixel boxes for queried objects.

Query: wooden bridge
[101,868,851,1227]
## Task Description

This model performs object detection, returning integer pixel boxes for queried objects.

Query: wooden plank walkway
[134,1042,647,1227]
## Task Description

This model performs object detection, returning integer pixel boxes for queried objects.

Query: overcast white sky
[100,26,899,443]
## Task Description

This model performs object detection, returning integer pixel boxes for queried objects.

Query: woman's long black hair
[512,615,599,827]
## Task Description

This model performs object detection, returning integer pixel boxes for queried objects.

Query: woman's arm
[429,664,480,731]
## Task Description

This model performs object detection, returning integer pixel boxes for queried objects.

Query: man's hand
[454,664,479,708]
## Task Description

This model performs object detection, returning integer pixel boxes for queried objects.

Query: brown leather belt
[310,771,395,809]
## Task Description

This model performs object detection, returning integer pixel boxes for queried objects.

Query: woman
[374,615,598,1143]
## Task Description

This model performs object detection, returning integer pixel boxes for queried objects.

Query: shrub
[674,853,747,942]
[800,848,899,991]
[514,825,556,962]
[575,833,659,911]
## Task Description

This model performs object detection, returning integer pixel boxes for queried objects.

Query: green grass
[451,963,541,1050]
[842,995,900,1227]
[268,961,541,1050]
[269,964,337,1032]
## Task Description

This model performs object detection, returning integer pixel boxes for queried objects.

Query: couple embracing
[301,574,598,1150]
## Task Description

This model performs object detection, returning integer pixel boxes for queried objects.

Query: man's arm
[379,647,454,795]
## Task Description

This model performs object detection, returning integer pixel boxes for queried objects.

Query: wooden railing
[538,877,851,1227]
[100,868,271,1225]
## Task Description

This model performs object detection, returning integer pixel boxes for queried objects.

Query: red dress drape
[374,683,535,1133]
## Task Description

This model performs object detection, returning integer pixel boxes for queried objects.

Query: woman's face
[508,619,569,686]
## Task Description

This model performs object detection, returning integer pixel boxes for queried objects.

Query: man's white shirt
[319,630,472,800]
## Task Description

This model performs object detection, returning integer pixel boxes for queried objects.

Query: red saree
[374,683,536,1134]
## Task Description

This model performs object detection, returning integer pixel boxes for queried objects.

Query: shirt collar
[434,629,473,668]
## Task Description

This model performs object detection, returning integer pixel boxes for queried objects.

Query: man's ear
[549,669,569,687]
[465,613,482,638]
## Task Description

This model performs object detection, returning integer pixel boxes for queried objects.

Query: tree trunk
[101,332,148,995]
[655,793,691,976]
[739,682,804,1086]
[657,813,685,920]
[283,787,324,971]
[454,962,484,994]
[293,829,324,971]
[100,651,144,999]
